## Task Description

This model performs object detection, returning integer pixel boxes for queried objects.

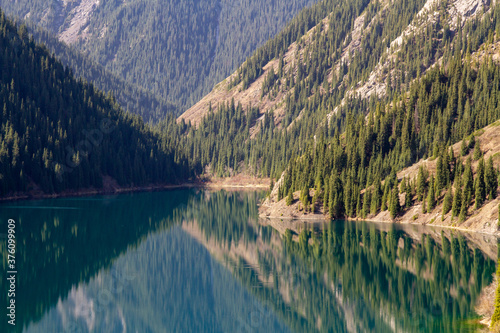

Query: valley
[2,0,500,329]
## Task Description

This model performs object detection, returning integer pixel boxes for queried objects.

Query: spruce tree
[442,189,452,219]
[422,191,427,213]
[460,138,468,156]
[485,156,497,200]
[329,177,335,218]
[371,186,380,215]
[427,176,436,213]
[473,141,482,160]
[469,135,476,151]
[389,186,400,219]
[356,191,362,218]
[459,193,468,221]
[491,263,500,326]
[451,178,462,218]
[463,157,474,207]
[405,188,412,208]
[417,166,427,201]
[475,158,486,209]
[286,188,294,206]
[300,185,310,211]
[362,189,370,218]
[382,182,390,211]
[436,154,446,193]
[498,203,500,227]
[498,202,500,228]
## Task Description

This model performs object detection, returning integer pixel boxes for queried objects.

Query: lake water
[0,189,498,332]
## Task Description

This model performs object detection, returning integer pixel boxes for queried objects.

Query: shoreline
[0,179,269,203]
[259,190,500,236]
[259,213,498,236]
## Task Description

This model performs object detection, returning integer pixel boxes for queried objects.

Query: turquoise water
[0,189,497,332]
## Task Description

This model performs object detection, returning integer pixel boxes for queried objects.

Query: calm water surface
[0,189,498,332]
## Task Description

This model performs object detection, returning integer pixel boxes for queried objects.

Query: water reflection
[0,190,497,332]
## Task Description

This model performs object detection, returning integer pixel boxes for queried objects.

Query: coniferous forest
[0,0,316,109]
[3,0,500,329]
[0,11,194,195]
[1,0,500,226]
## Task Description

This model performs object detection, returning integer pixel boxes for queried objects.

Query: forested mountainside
[0,10,194,197]
[177,0,500,230]
[27,23,179,123]
[3,0,500,231]
[0,0,317,110]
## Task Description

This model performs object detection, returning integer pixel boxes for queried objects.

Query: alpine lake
[0,189,498,332]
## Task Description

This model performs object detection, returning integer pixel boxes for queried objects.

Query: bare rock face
[352,0,491,102]
[454,0,489,17]
[58,0,100,45]
[449,0,490,27]
[25,0,101,45]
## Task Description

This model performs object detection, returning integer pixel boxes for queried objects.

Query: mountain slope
[0,10,192,197]
[0,0,318,109]
[27,23,179,122]
[177,0,500,233]
[182,0,492,129]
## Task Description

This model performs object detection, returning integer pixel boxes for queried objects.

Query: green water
[0,189,497,332]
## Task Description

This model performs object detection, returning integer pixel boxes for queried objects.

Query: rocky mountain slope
[182,0,492,130]
[179,0,500,237]
[261,117,500,233]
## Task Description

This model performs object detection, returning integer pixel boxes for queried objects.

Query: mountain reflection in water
[0,189,496,332]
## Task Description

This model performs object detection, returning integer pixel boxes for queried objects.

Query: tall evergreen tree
[485,157,497,200]
[417,166,427,201]
[475,158,486,209]
[427,176,436,213]
[442,189,452,219]
[389,185,400,219]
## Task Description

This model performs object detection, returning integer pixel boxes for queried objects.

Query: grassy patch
[474,128,485,137]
